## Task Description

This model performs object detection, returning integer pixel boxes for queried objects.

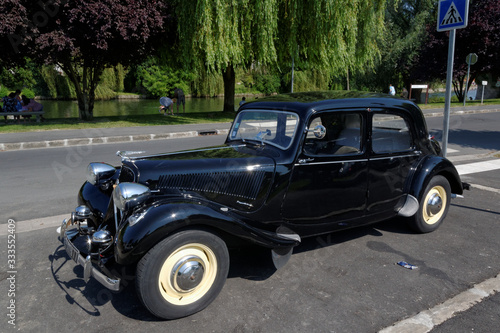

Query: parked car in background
[60,91,467,320]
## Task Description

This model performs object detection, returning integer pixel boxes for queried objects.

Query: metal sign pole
[442,29,456,157]
[438,0,468,157]
[481,81,487,104]
[463,60,471,106]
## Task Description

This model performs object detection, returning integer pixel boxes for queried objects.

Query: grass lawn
[418,98,500,109]
[0,112,236,133]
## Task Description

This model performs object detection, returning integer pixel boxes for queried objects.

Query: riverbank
[35,92,266,100]
[1,97,499,134]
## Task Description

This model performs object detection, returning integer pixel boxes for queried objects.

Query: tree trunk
[77,92,94,121]
[60,60,101,121]
[453,75,466,103]
[222,64,235,113]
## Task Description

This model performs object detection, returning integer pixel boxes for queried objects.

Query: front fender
[115,199,299,266]
[408,155,463,200]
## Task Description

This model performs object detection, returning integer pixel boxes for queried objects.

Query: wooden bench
[1,111,45,123]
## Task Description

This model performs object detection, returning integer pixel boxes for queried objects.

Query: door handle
[298,158,314,164]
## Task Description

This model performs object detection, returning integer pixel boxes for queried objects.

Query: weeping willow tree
[174,0,387,112]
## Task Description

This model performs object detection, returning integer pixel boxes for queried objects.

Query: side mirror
[308,125,326,139]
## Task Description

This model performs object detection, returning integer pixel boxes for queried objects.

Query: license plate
[64,235,80,263]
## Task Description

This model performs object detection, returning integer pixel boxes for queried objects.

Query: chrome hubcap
[171,256,205,293]
[426,193,443,216]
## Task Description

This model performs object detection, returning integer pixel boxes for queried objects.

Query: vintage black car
[60,91,467,320]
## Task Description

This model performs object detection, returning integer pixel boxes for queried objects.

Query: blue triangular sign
[441,2,463,26]
[437,0,469,32]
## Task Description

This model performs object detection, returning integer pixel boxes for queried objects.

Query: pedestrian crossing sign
[437,0,469,31]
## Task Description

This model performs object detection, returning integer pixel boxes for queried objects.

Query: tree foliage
[173,0,387,112]
[135,58,193,98]
[277,0,386,74]
[1,0,168,120]
[363,0,434,92]
[411,0,500,101]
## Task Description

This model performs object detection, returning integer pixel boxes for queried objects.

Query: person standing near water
[173,87,185,114]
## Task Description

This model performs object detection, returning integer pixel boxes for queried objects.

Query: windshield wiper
[242,138,264,148]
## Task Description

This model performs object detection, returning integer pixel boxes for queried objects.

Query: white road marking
[0,214,66,236]
[456,159,500,175]
[379,274,500,333]
[472,184,500,194]
[448,153,496,163]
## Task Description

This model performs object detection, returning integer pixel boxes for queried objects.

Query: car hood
[119,144,276,212]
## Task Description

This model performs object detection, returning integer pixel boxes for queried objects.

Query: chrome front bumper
[61,218,120,291]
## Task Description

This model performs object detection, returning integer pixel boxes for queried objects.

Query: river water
[40,97,227,118]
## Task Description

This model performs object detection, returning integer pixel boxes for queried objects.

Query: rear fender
[408,155,463,201]
[115,199,299,266]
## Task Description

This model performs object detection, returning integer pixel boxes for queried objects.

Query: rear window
[372,113,412,153]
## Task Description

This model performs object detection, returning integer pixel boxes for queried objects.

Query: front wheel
[136,229,229,319]
[408,175,451,233]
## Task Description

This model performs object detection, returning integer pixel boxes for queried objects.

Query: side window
[372,113,412,153]
[304,112,362,156]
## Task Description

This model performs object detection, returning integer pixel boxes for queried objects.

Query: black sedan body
[60,91,465,320]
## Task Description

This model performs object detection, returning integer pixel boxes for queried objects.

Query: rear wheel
[408,175,451,233]
[136,229,229,319]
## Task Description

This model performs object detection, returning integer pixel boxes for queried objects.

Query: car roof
[238,90,422,119]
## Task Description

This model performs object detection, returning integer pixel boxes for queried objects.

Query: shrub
[0,85,10,98]
[254,73,281,95]
[135,58,193,97]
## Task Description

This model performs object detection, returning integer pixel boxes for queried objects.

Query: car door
[282,110,369,227]
[366,110,422,218]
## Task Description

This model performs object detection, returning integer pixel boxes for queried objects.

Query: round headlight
[87,163,116,185]
[113,182,151,211]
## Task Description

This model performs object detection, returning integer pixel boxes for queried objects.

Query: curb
[1,107,499,152]
[0,129,229,152]
[423,108,500,118]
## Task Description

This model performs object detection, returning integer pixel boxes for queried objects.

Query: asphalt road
[2,179,499,332]
[1,111,499,332]
[0,134,226,223]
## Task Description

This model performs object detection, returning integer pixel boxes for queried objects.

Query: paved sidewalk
[1,104,499,152]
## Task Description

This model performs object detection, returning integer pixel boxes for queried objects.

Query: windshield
[229,110,299,150]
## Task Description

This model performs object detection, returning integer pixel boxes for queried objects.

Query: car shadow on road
[451,203,500,216]
[50,243,160,321]
[48,218,419,322]
[430,129,500,151]
[294,217,414,255]
[228,217,415,282]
